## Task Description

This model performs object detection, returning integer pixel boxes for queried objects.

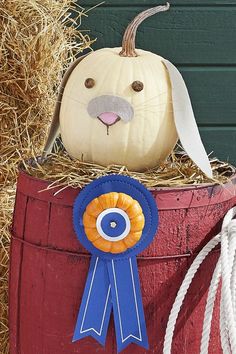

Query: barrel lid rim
[18,158,236,193]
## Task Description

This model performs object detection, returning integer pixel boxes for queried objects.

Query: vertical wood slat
[9,191,28,354]
[48,203,85,253]
[19,198,51,354]
[24,197,51,246]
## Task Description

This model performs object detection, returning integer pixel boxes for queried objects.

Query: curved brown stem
[119,2,170,57]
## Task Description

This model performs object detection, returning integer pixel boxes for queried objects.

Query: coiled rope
[163,207,236,354]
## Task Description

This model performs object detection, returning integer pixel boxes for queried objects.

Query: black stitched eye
[131,80,144,92]
[85,78,95,88]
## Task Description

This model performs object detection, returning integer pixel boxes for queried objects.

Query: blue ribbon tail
[73,256,112,346]
[107,257,149,352]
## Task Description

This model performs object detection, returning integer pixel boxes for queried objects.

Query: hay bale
[0,1,93,352]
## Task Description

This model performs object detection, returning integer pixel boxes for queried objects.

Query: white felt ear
[162,59,213,178]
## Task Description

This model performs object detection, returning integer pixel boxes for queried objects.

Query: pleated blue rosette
[72,175,158,352]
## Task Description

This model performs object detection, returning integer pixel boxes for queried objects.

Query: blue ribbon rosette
[72,174,158,352]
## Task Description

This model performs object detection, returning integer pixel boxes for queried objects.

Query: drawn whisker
[135,101,172,110]
[60,93,87,106]
[136,107,187,117]
[134,91,169,108]
[135,101,173,108]
[135,101,173,111]
[136,108,175,116]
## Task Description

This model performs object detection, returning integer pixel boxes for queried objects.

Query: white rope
[163,207,236,354]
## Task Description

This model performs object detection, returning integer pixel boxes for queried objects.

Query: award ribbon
[72,175,158,352]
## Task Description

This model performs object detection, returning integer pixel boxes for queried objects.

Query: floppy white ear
[162,59,213,178]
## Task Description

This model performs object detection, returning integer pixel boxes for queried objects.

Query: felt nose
[98,112,119,126]
[87,95,134,123]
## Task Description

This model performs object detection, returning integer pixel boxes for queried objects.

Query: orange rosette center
[83,192,145,254]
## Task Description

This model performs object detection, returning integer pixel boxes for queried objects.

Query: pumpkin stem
[119,2,170,57]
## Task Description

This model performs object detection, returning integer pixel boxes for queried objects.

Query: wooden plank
[9,192,28,354]
[81,1,236,6]
[12,191,28,238]
[9,240,23,354]
[24,197,51,246]
[48,203,86,253]
[199,127,236,164]
[80,7,236,64]
[19,247,46,354]
[180,68,236,126]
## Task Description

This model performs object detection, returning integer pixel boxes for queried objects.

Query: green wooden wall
[80,0,236,164]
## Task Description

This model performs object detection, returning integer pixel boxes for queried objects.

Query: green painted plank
[81,7,236,64]
[200,127,236,164]
[81,1,236,6]
[180,68,236,126]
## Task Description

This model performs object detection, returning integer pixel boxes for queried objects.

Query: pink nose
[98,112,120,126]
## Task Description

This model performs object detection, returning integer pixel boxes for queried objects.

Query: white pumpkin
[60,47,177,171]
[44,3,212,177]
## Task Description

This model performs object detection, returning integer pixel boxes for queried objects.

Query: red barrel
[9,169,236,354]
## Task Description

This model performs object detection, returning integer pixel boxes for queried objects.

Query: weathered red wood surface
[9,170,236,354]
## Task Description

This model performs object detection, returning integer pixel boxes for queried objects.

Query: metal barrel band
[11,233,221,260]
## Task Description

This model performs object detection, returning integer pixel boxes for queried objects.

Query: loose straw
[25,149,234,192]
